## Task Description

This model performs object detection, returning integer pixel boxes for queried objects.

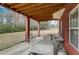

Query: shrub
[0,24,25,34]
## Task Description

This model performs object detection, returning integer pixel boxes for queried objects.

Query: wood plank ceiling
[1,3,66,21]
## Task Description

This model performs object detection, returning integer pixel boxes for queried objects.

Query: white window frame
[69,4,79,51]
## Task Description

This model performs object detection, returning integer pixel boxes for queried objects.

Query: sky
[0,6,9,14]
[48,20,59,25]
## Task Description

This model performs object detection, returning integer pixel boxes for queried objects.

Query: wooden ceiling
[1,3,66,21]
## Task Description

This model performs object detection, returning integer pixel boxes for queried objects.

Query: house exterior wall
[61,4,79,55]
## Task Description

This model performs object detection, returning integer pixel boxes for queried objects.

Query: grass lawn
[0,31,25,51]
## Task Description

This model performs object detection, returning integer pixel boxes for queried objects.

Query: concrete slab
[0,36,63,55]
[0,37,44,55]
[23,38,54,55]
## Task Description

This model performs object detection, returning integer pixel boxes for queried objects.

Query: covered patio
[0,3,77,55]
[0,3,65,41]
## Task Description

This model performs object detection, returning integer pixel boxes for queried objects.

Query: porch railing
[29,33,65,55]
[43,34,64,55]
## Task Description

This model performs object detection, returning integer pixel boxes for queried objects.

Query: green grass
[0,31,25,51]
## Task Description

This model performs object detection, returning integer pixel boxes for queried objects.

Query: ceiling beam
[31,13,52,17]
[20,6,52,14]
[5,3,15,5]
[26,13,52,17]
[16,4,52,11]
[16,3,43,11]
[18,4,64,13]
[22,10,52,16]
[39,18,59,22]
[31,14,52,20]
[20,5,65,15]
[10,4,28,8]
[23,7,63,16]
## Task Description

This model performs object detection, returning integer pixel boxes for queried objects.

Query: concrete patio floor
[0,36,66,55]
[0,37,53,55]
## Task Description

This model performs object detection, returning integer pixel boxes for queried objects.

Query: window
[69,5,79,50]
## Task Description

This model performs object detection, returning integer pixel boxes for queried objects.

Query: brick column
[25,16,30,42]
[59,20,62,37]
[38,21,40,36]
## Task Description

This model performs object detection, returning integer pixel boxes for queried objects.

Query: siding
[61,4,79,55]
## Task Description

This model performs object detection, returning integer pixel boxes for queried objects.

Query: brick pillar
[25,16,30,42]
[38,21,40,36]
[59,20,62,37]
